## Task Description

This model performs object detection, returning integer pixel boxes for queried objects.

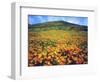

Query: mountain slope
[28,21,87,31]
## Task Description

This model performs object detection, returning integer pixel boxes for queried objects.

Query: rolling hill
[28,21,88,31]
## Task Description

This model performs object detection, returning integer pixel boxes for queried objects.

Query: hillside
[28,20,88,66]
[28,21,87,31]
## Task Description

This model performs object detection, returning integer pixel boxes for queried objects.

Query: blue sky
[28,15,88,26]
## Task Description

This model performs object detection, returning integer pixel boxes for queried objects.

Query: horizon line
[28,20,88,26]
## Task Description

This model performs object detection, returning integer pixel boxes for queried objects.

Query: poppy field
[28,20,88,66]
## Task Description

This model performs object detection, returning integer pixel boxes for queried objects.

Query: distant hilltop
[28,21,88,31]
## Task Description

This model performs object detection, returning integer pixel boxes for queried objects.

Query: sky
[28,15,88,26]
